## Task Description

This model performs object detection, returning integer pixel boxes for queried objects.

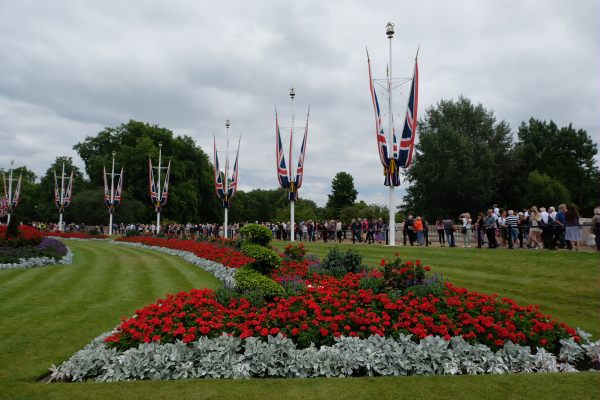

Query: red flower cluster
[44,232,109,239]
[0,224,44,245]
[116,237,253,269]
[105,265,578,353]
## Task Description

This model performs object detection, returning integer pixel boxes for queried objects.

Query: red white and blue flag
[213,137,225,200]
[160,160,170,207]
[294,110,309,191]
[398,58,419,169]
[148,158,158,205]
[112,167,123,207]
[227,138,240,201]
[275,110,291,190]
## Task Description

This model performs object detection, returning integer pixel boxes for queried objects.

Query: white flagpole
[224,120,230,239]
[7,160,13,226]
[156,143,162,234]
[109,152,115,235]
[386,22,396,246]
[59,162,65,231]
[289,87,296,242]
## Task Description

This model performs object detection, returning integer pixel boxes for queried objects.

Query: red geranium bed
[104,239,578,353]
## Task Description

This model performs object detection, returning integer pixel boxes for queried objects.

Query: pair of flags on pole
[368,54,419,186]
[148,159,170,211]
[104,165,124,211]
[213,138,239,208]
[54,170,74,211]
[1,173,21,218]
[275,111,309,202]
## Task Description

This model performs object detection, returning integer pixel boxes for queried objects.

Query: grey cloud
[0,0,598,209]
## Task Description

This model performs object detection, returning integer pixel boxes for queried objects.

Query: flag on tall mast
[366,22,419,245]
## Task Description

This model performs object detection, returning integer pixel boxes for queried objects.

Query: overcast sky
[1,0,598,207]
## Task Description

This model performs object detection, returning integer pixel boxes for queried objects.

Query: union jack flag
[62,171,74,209]
[160,160,170,207]
[0,196,7,218]
[292,109,310,201]
[213,137,225,200]
[148,158,158,205]
[112,167,123,207]
[275,110,291,190]
[227,138,240,201]
[11,174,21,208]
[368,52,390,171]
[398,58,419,169]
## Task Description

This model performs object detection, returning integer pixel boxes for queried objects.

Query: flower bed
[1,237,73,269]
[104,270,578,352]
[116,237,253,269]
[0,224,44,247]
[48,240,599,382]
[44,232,109,240]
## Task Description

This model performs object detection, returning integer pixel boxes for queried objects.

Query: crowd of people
[25,203,600,252]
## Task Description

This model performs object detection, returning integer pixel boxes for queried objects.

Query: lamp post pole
[7,160,14,226]
[386,22,396,246]
[289,87,296,242]
[224,120,230,239]
[156,143,162,234]
[59,162,65,231]
[108,152,116,235]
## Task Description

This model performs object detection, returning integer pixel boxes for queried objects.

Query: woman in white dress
[564,205,581,251]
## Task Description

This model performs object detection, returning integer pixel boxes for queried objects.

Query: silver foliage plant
[112,241,237,289]
[0,246,74,270]
[49,332,600,382]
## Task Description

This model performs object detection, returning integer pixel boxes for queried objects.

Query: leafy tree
[74,120,221,223]
[524,170,571,208]
[512,119,599,213]
[340,201,387,223]
[404,97,512,218]
[325,172,358,218]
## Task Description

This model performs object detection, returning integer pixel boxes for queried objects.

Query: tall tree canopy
[325,172,358,218]
[512,119,599,212]
[404,97,512,219]
[74,120,221,223]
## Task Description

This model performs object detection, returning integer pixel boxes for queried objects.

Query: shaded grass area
[0,240,598,399]
[274,241,600,337]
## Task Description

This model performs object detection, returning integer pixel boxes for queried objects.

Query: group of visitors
[23,202,600,252]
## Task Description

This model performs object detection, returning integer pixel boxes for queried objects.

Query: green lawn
[0,240,598,399]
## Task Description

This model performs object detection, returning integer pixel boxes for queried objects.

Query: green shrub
[234,267,284,299]
[239,224,272,246]
[241,243,281,274]
[358,275,385,293]
[314,247,365,278]
[88,228,100,236]
[125,229,140,237]
[5,217,19,239]
[407,282,446,298]
[283,243,307,261]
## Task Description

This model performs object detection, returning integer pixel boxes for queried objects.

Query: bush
[239,224,272,247]
[381,255,431,292]
[241,243,281,274]
[234,267,284,299]
[5,217,19,239]
[125,229,140,237]
[313,247,365,278]
[88,229,101,236]
[283,243,307,261]
[359,275,385,293]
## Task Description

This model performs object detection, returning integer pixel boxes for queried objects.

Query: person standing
[475,213,485,248]
[336,220,343,243]
[506,210,519,249]
[565,205,581,251]
[414,216,424,246]
[443,216,456,247]
[484,210,497,248]
[461,213,472,248]
[404,214,415,246]
[351,218,359,243]
[528,207,543,249]
[436,217,445,247]
[592,206,600,252]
